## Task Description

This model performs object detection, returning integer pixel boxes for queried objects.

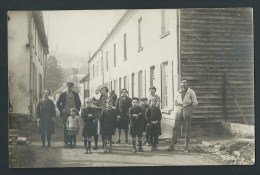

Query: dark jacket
[36,99,56,134]
[100,108,117,136]
[97,94,109,109]
[110,94,117,107]
[81,106,99,137]
[56,91,81,114]
[129,106,144,136]
[145,106,162,136]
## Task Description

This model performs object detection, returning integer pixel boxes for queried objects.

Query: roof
[88,10,135,63]
[79,74,89,83]
[32,11,49,53]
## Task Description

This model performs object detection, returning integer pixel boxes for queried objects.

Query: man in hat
[167,79,198,151]
[147,86,161,108]
[56,82,81,147]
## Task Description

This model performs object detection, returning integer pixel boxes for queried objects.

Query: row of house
[87,9,254,129]
[8,11,49,117]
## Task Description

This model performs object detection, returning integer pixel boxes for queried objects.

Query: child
[92,87,101,106]
[129,97,144,153]
[140,97,150,146]
[145,98,162,151]
[100,99,117,153]
[66,108,80,149]
[81,98,99,154]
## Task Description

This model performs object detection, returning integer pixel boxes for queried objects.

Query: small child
[66,108,80,148]
[100,100,117,153]
[140,97,150,146]
[145,98,162,151]
[129,97,144,153]
[81,98,99,154]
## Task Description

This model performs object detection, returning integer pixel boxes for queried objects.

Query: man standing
[56,82,81,147]
[167,79,198,151]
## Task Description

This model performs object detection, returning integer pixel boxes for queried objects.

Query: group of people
[36,79,198,154]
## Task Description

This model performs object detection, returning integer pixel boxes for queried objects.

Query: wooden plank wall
[180,8,254,124]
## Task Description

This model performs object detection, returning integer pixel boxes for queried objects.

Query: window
[33,63,37,101]
[38,40,40,61]
[110,81,112,91]
[35,26,37,55]
[119,77,121,92]
[97,62,98,77]
[39,74,42,99]
[106,51,108,71]
[161,9,170,38]
[150,66,155,86]
[138,17,143,51]
[138,71,143,98]
[131,73,135,98]
[124,76,129,91]
[114,44,116,66]
[162,62,169,108]
[92,64,95,79]
[124,33,127,60]
[114,79,118,95]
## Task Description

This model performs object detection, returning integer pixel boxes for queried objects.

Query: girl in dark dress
[36,89,56,148]
[81,98,99,154]
[129,97,144,153]
[145,98,162,151]
[100,100,117,153]
[115,88,132,144]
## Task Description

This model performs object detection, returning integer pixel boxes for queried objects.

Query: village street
[8,117,224,168]
[24,118,220,167]
[29,140,220,167]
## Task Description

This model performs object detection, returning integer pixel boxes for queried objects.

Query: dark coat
[145,106,162,136]
[100,108,117,136]
[129,106,144,136]
[110,94,117,107]
[81,106,99,137]
[56,91,81,114]
[36,99,56,135]
[115,96,132,129]
[97,94,109,109]
[141,103,150,131]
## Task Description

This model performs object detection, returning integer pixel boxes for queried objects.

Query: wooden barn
[179,8,254,124]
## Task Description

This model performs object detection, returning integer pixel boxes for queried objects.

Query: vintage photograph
[8,8,254,167]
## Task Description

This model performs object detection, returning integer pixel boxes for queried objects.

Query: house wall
[89,9,179,117]
[8,11,31,114]
[8,11,47,117]
[180,8,254,124]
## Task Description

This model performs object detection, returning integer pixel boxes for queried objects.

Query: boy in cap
[146,98,162,151]
[129,97,144,153]
[81,98,99,154]
[140,97,151,146]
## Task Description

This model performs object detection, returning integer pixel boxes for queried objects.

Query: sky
[43,10,126,59]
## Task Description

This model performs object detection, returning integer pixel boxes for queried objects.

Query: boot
[138,141,144,152]
[88,141,92,154]
[84,140,88,154]
[93,135,98,150]
[132,141,137,153]
[167,145,174,152]
[103,141,108,153]
[108,140,113,153]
